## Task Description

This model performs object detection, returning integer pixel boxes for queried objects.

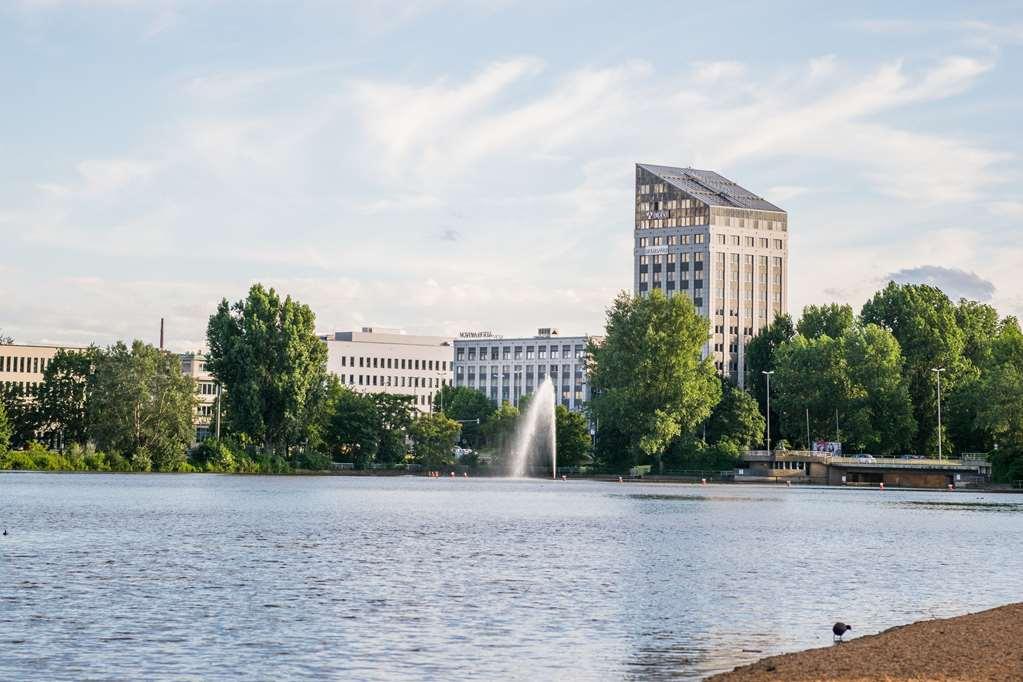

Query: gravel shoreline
[709,603,1023,681]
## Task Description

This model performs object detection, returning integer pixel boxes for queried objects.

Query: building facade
[452,329,593,411]
[322,327,453,412]
[633,164,788,386]
[0,344,69,396]
[180,353,218,443]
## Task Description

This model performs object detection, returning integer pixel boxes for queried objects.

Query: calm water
[2,474,1023,680]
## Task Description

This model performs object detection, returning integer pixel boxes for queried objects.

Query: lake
[2,473,1022,680]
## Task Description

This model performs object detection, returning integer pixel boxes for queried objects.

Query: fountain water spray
[507,376,557,478]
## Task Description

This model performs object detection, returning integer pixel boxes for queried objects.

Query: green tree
[482,402,520,464]
[206,284,328,455]
[842,324,916,454]
[745,313,795,424]
[88,341,196,470]
[861,282,967,455]
[409,412,460,468]
[0,330,12,345]
[437,385,496,449]
[35,347,97,450]
[974,320,1023,448]
[773,333,847,449]
[797,303,856,340]
[324,387,380,467]
[0,384,41,450]
[371,393,416,463]
[0,400,11,453]
[704,379,766,451]
[588,290,721,472]
[555,404,591,467]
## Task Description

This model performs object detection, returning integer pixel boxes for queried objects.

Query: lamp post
[762,370,774,454]
[932,367,946,460]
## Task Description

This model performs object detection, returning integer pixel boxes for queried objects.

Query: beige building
[321,327,454,412]
[180,353,218,442]
[0,344,78,396]
[633,164,789,387]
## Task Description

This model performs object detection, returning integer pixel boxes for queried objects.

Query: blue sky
[2,1,1022,351]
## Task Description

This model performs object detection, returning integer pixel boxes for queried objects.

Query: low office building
[180,353,218,443]
[321,327,454,412]
[0,343,79,396]
[452,328,594,412]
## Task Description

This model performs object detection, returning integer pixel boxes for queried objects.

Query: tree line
[585,282,1023,482]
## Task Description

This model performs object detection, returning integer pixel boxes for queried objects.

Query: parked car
[854,454,876,463]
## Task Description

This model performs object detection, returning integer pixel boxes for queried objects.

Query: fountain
[507,376,557,478]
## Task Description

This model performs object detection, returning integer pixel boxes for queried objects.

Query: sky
[1,0,1022,352]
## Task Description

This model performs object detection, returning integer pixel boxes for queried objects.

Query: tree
[772,324,915,454]
[745,313,795,424]
[206,284,328,454]
[409,412,460,468]
[861,282,967,455]
[35,347,97,450]
[588,290,721,472]
[371,393,416,463]
[437,385,496,449]
[0,330,12,345]
[704,379,765,451]
[797,303,855,340]
[323,388,380,467]
[88,341,196,470]
[481,402,520,464]
[974,320,1023,447]
[555,404,590,467]
[0,384,40,450]
[0,400,11,453]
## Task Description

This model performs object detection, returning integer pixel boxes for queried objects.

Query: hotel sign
[458,331,502,339]
[646,210,670,219]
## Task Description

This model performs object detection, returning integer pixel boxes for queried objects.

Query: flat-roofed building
[321,327,454,412]
[180,353,218,443]
[0,344,81,397]
[452,328,595,412]
[633,163,789,386]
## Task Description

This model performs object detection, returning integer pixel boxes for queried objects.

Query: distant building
[180,353,218,443]
[633,163,789,386]
[452,328,595,412]
[0,343,80,397]
[321,327,454,412]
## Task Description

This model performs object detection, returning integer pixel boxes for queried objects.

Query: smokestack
[160,318,164,350]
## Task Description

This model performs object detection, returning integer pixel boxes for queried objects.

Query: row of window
[636,215,785,231]
[338,356,448,371]
[637,235,706,248]
[197,381,218,396]
[470,384,585,408]
[340,374,448,390]
[0,356,52,374]
[455,364,584,378]
[715,234,784,249]
[455,345,585,362]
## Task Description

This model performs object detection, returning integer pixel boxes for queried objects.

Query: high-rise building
[633,164,788,386]
[321,327,454,412]
[452,328,595,412]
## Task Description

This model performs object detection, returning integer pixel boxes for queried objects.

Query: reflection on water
[1,474,1022,680]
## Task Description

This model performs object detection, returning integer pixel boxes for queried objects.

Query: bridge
[738,451,992,488]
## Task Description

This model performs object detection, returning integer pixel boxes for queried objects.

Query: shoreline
[709,602,1023,681]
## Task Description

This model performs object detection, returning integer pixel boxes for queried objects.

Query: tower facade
[633,164,788,387]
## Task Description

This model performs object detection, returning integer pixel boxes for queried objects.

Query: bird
[833,622,852,642]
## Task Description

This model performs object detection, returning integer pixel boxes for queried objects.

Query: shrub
[295,450,331,471]
[130,447,152,472]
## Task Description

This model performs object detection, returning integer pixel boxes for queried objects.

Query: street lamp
[932,367,946,460]
[762,370,774,454]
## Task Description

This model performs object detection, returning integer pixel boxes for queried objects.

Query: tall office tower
[633,164,788,387]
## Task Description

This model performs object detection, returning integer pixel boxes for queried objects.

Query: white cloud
[691,60,746,83]
[37,158,159,198]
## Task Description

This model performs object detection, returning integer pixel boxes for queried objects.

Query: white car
[854,454,876,463]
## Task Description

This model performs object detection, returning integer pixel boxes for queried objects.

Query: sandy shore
[709,603,1023,681]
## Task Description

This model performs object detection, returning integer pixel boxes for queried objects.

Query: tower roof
[638,163,785,213]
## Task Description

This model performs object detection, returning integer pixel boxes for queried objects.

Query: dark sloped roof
[638,163,785,213]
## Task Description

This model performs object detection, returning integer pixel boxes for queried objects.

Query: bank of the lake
[710,602,1023,681]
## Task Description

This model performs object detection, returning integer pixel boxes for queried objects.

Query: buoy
[450,471,455,477]
[618,476,623,483]
[880,482,885,490]
[948,483,954,491]
[463,472,468,478]
[701,478,707,485]
[561,474,567,481]
[786,480,791,487]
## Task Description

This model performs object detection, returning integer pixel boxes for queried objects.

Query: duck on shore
[833,622,852,642]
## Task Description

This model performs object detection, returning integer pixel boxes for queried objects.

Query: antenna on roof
[160,318,164,350]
